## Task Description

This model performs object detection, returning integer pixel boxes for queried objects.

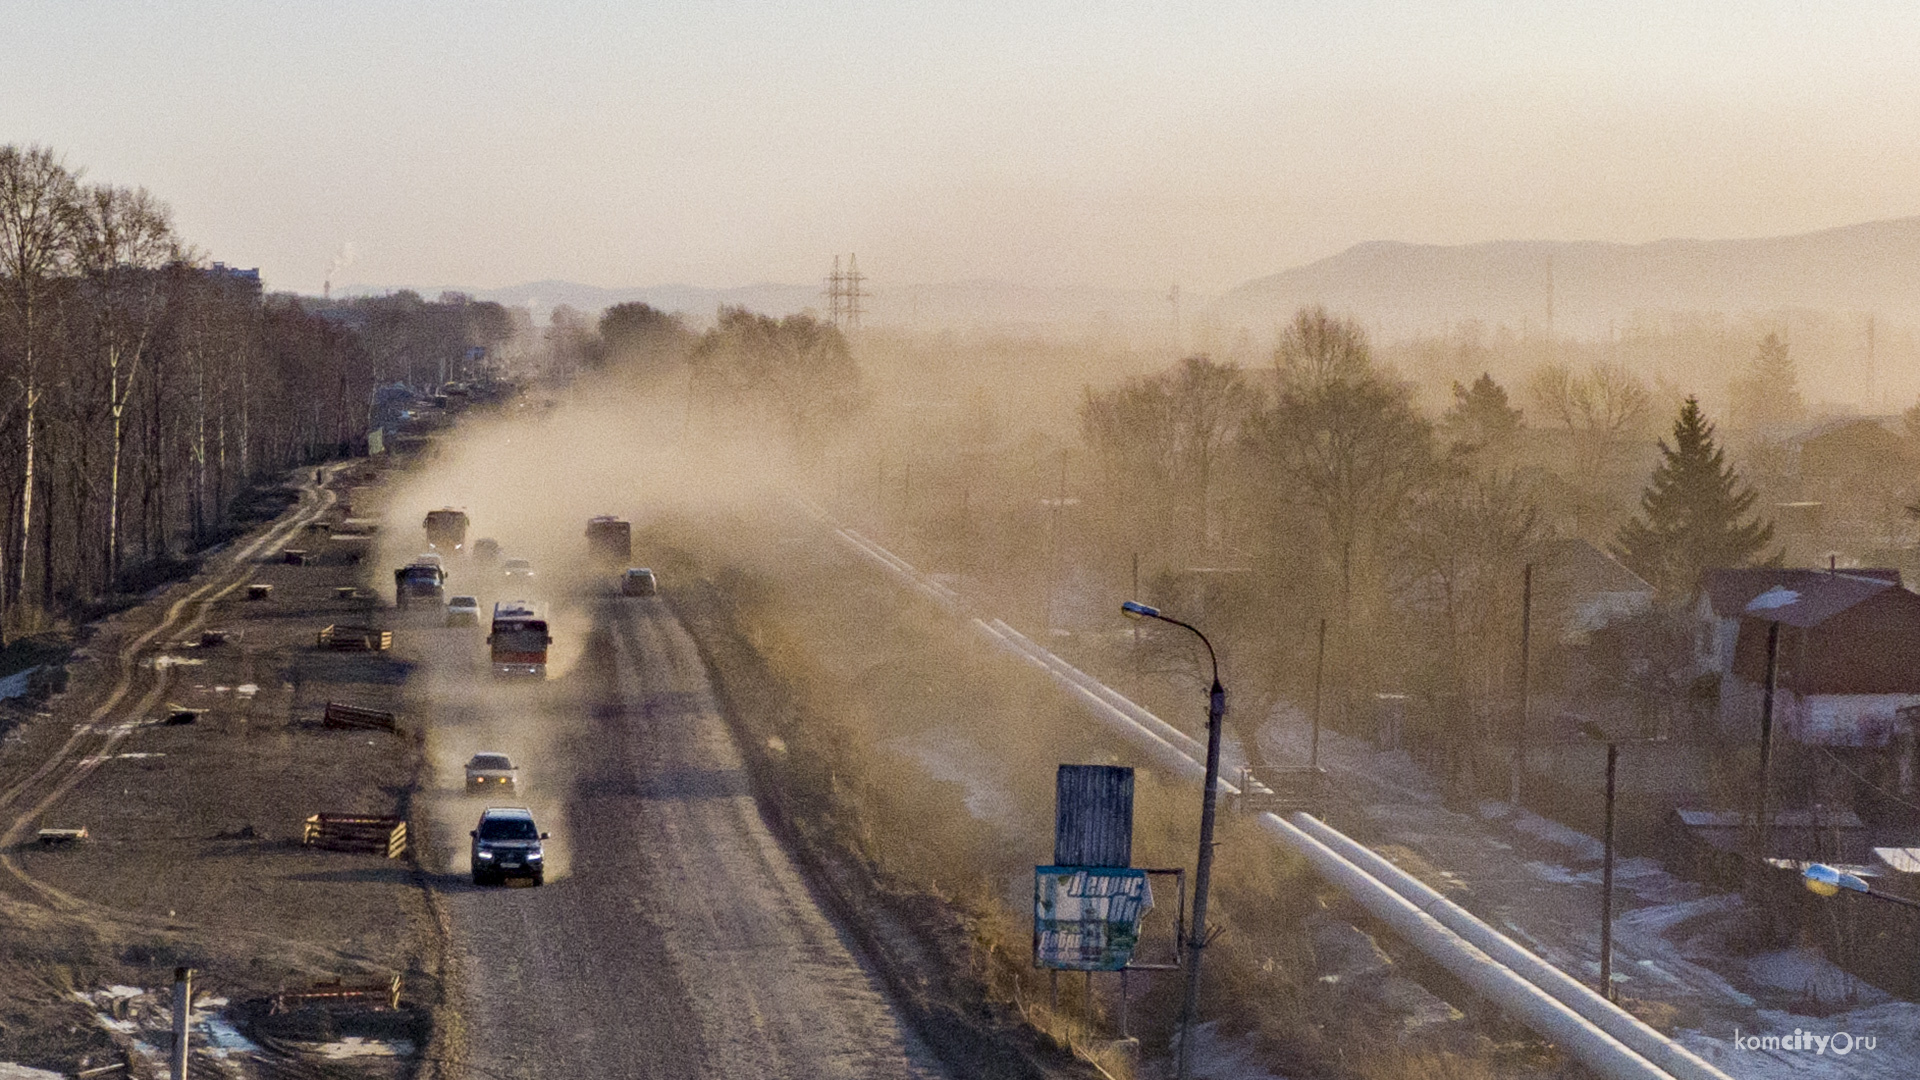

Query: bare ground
[0,461,445,1078]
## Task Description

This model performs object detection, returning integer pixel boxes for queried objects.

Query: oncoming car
[464,752,518,792]
[445,595,481,626]
[502,558,534,582]
[621,567,658,597]
[470,807,547,886]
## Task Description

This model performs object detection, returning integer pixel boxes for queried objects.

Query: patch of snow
[1507,808,1607,860]
[91,1012,138,1034]
[236,683,259,697]
[1681,999,1920,1078]
[881,732,1018,824]
[1746,948,1891,1007]
[1522,860,1601,885]
[315,1037,414,1059]
[148,655,204,668]
[0,1063,66,1079]
[1747,587,1801,612]
[1617,893,1742,935]
[201,1014,261,1056]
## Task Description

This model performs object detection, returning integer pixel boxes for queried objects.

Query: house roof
[1740,575,1895,629]
[1787,415,1905,447]
[1532,539,1652,597]
[1701,568,1901,621]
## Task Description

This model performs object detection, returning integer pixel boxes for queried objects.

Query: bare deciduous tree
[0,144,82,629]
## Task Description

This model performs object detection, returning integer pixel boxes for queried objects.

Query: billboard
[1033,866,1153,971]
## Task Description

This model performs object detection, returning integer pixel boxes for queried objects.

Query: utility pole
[171,966,192,1080]
[1047,450,1067,631]
[1599,741,1618,1001]
[1311,617,1327,771]
[1753,622,1781,869]
[1513,563,1533,808]
[1131,552,1140,656]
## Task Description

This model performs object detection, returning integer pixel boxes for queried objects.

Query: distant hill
[338,278,1172,331]
[1214,217,1920,338]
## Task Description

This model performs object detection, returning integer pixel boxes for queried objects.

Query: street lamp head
[1579,721,1610,743]
[1803,862,1868,897]
[1121,600,1159,620]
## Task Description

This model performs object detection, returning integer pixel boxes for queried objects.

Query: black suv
[470,807,548,886]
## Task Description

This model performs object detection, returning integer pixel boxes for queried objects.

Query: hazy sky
[6,1,1920,295]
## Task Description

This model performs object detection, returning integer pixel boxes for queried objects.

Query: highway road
[414,590,948,1079]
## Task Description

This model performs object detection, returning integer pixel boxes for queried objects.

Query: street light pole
[1514,562,1533,808]
[1599,739,1618,999]
[1310,617,1327,772]
[1122,600,1223,1080]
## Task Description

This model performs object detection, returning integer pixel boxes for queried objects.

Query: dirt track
[408,583,947,1079]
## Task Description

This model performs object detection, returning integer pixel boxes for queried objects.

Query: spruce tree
[1441,372,1523,453]
[1612,397,1773,596]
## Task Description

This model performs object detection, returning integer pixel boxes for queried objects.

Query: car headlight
[476,850,495,859]
[527,851,543,860]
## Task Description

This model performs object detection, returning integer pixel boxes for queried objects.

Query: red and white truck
[488,601,550,678]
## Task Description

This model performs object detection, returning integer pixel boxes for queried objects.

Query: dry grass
[665,517,1574,1080]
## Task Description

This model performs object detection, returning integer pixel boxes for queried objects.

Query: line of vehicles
[405,509,653,888]
[393,508,659,679]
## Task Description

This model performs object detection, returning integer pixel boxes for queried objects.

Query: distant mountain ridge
[1214,217,1920,338]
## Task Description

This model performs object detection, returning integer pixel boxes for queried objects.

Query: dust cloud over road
[411,591,944,1078]
[382,384,951,1078]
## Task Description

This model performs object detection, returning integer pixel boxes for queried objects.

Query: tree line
[1069,307,1775,763]
[0,144,509,642]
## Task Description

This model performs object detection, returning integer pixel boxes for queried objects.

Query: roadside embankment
[657,503,1567,1080]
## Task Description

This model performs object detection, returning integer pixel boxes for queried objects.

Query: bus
[424,508,470,553]
[488,601,551,678]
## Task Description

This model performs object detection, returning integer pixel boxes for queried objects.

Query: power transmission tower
[844,254,866,331]
[1168,281,1181,354]
[825,255,844,327]
[1866,314,1877,412]
[823,254,867,332]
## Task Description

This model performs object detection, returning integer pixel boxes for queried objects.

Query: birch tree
[75,184,177,584]
[0,145,81,630]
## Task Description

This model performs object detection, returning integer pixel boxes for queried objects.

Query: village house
[1695,568,1901,679]
[1702,569,1920,813]
[1530,538,1654,646]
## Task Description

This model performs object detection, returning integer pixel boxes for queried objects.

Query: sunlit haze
[9,1,1920,295]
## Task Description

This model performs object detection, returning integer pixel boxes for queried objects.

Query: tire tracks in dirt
[0,465,347,929]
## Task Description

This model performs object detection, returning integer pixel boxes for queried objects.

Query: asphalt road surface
[418,591,948,1079]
